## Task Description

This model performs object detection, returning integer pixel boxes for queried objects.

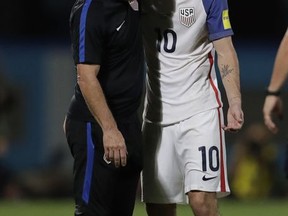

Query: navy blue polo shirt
[67,0,145,121]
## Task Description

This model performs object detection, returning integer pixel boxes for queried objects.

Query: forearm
[77,64,127,167]
[268,29,288,92]
[213,37,241,106]
[79,79,117,131]
[77,64,117,132]
[217,47,241,106]
[217,43,244,131]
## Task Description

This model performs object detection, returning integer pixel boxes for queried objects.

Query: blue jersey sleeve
[203,0,234,41]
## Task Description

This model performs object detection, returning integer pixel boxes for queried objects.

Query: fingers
[104,147,127,168]
[262,96,283,134]
[224,121,243,132]
[264,115,278,134]
[223,110,244,133]
[119,149,127,167]
[108,149,114,163]
[223,127,239,133]
[223,125,241,133]
[103,129,127,168]
[112,148,125,168]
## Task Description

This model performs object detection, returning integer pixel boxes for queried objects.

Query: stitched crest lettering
[179,7,195,28]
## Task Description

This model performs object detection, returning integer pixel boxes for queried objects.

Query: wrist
[228,96,241,106]
[265,88,281,96]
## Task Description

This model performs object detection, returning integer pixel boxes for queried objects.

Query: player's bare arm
[77,64,127,168]
[213,37,244,132]
[266,29,288,93]
[263,28,288,133]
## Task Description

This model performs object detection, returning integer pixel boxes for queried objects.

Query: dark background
[0,0,287,40]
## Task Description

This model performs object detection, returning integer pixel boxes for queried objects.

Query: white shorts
[141,108,230,204]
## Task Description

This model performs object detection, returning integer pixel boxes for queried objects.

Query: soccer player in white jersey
[140,0,244,216]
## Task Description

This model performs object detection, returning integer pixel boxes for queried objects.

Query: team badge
[179,7,195,28]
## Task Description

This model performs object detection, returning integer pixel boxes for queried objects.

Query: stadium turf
[0,198,287,216]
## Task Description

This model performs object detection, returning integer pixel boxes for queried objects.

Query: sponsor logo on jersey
[202,175,217,181]
[222,9,231,30]
[116,20,125,31]
[179,7,195,28]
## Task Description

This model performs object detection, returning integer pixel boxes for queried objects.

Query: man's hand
[223,103,244,133]
[103,128,127,168]
[263,96,283,134]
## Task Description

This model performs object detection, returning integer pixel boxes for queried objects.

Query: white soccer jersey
[142,0,234,125]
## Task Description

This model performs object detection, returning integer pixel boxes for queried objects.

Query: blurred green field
[0,198,288,216]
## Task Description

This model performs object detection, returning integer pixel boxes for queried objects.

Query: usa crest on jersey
[179,7,195,28]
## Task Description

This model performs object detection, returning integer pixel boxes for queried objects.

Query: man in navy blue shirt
[64,0,145,215]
